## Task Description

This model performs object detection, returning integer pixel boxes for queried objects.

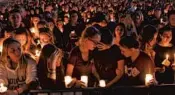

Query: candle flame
[0,83,7,93]
[30,27,35,33]
[0,45,2,52]
[166,54,169,60]
[145,74,153,86]
[35,49,41,57]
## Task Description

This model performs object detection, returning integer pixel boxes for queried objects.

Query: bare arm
[106,60,124,87]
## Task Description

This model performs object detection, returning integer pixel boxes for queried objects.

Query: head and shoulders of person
[0,38,36,69]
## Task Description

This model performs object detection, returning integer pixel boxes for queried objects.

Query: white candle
[145,74,153,86]
[35,49,41,57]
[99,80,106,87]
[81,75,88,87]
[0,83,7,93]
[64,76,72,88]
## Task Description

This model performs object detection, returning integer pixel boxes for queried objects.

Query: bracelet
[48,69,56,74]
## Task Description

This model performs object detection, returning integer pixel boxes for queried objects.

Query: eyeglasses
[88,38,99,45]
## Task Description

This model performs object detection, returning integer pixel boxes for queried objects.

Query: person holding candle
[66,26,101,88]
[119,36,156,86]
[0,38,38,95]
[37,44,65,89]
[93,23,126,87]
[154,26,175,84]
[14,28,34,56]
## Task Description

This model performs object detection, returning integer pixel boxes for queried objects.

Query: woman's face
[39,33,51,46]
[148,32,158,47]
[115,25,124,37]
[15,34,27,46]
[87,34,101,50]
[119,45,132,58]
[32,17,40,25]
[161,31,172,44]
[7,42,22,62]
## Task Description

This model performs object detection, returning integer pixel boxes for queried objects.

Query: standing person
[39,28,54,49]
[0,38,38,95]
[66,26,101,87]
[154,26,175,84]
[119,36,155,86]
[167,10,175,46]
[1,9,25,38]
[113,23,127,46]
[93,23,126,87]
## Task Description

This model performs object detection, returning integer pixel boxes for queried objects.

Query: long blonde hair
[78,26,101,48]
[1,38,22,65]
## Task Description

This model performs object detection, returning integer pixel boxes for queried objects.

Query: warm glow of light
[0,83,7,93]
[35,49,41,57]
[30,27,35,33]
[145,74,153,86]
[0,45,2,53]
[166,54,169,60]
[81,75,88,87]
[99,80,106,87]
[64,76,72,88]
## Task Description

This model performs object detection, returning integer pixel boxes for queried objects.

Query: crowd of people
[0,0,175,94]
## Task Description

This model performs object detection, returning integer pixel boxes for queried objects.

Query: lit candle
[166,54,169,60]
[30,27,35,33]
[0,45,2,53]
[36,40,40,45]
[81,75,88,87]
[64,76,72,88]
[35,49,41,57]
[0,83,7,93]
[99,80,106,87]
[145,74,153,86]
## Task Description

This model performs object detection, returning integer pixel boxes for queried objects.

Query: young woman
[66,26,101,87]
[113,23,127,46]
[37,44,65,89]
[140,25,158,61]
[39,28,54,49]
[154,26,175,84]
[0,38,38,95]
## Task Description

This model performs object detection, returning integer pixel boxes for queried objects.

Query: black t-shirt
[68,46,96,87]
[124,51,154,86]
[171,26,175,46]
[53,26,69,51]
[93,24,113,45]
[154,44,175,84]
[94,45,124,81]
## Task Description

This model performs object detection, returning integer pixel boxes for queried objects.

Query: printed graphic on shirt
[125,66,140,77]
